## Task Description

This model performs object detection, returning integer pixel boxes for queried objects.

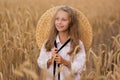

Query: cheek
[54,21,57,26]
[65,21,70,27]
[64,22,70,29]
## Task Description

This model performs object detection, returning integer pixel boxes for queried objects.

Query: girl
[37,6,86,80]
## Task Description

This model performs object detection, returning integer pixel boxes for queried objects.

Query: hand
[47,58,52,68]
[54,54,63,64]
[47,48,58,68]
[55,54,71,69]
[51,48,58,54]
[51,48,58,62]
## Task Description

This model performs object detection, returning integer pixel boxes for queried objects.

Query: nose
[57,19,62,24]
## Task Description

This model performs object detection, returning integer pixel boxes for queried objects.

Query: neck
[58,32,69,44]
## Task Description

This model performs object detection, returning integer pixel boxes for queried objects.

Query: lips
[56,25,64,29]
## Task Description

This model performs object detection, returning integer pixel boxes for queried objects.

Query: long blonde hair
[45,6,81,55]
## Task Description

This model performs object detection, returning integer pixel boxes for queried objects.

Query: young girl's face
[55,10,71,32]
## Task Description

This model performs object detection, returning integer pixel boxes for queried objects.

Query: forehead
[55,10,70,17]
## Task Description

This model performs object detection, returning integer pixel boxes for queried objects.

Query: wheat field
[0,0,120,80]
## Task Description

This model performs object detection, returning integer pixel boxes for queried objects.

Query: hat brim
[36,6,93,51]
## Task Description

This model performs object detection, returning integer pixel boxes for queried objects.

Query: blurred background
[0,0,120,80]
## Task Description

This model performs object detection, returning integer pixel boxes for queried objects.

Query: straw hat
[36,6,93,51]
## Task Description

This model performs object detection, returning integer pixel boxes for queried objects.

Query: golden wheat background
[0,0,120,80]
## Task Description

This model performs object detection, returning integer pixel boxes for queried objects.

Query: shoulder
[79,40,84,46]
[78,40,86,51]
[40,40,47,50]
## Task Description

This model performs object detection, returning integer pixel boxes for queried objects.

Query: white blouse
[37,36,86,80]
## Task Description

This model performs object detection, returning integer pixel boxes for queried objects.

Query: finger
[55,57,62,62]
[55,58,58,61]
[56,60,61,64]
[56,54,60,57]
[55,55,60,59]
[52,48,58,52]
[51,51,57,55]
[56,54,60,56]
[54,51,58,53]
[53,48,58,51]
[55,56,60,60]
[55,57,59,61]
[56,62,60,64]
[55,56,63,63]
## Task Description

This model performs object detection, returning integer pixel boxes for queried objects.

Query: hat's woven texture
[36,6,93,51]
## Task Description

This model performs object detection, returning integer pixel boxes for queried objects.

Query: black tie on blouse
[53,38,71,80]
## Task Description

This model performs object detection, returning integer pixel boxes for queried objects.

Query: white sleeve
[71,40,86,74]
[37,43,51,69]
